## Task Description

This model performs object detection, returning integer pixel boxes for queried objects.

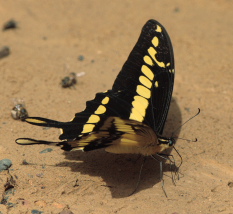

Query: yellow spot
[16,139,35,145]
[132,96,148,114]
[148,47,165,68]
[139,76,152,89]
[166,62,170,67]
[129,95,149,122]
[60,128,63,134]
[76,142,89,146]
[129,108,144,122]
[94,105,106,114]
[72,147,84,151]
[152,37,159,47]
[26,118,46,124]
[143,55,154,66]
[141,65,154,80]
[158,138,168,142]
[86,114,100,123]
[114,119,136,133]
[82,124,95,133]
[136,85,151,99]
[133,95,149,109]
[155,25,162,32]
[155,81,159,87]
[101,97,109,105]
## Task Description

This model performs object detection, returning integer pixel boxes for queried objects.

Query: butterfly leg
[150,154,168,197]
[156,153,178,186]
[128,156,146,196]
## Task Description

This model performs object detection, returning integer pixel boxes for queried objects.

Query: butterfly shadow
[56,98,182,198]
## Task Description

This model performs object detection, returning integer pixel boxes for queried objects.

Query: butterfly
[16,19,175,157]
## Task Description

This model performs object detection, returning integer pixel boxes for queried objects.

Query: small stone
[22,159,29,165]
[228,182,233,188]
[11,103,29,121]
[31,209,43,214]
[3,19,17,30]
[0,159,12,172]
[36,173,44,178]
[174,7,180,13]
[78,55,84,61]
[39,148,53,154]
[0,46,10,59]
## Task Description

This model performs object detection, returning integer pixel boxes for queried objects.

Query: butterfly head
[157,136,175,152]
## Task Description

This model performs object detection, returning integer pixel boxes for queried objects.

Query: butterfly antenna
[175,137,198,142]
[172,108,200,137]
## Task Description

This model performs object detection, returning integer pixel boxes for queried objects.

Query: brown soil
[0,1,232,213]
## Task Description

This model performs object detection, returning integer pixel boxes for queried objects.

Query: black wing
[59,19,174,140]
[16,19,174,149]
[111,19,174,134]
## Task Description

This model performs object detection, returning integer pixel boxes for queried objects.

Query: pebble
[228,182,233,188]
[39,148,53,154]
[2,19,17,30]
[0,46,10,59]
[78,55,84,61]
[0,159,12,172]
[31,210,43,214]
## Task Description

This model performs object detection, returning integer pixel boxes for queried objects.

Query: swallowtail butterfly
[16,19,175,157]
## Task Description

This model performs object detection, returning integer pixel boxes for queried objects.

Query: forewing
[60,19,174,141]
[112,19,175,134]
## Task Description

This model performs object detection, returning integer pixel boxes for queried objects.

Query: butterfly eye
[169,138,176,146]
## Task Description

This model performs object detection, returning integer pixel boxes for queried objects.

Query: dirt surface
[0,0,233,213]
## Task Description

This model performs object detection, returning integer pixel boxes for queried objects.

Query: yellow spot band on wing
[86,114,100,123]
[148,47,165,68]
[155,25,162,32]
[136,85,151,99]
[94,105,106,114]
[129,95,149,122]
[129,109,144,122]
[141,65,154,80]
[143,55,154,66]
[26,118,46,124]
[82,124,95,133]
[133,95,149,108]
[152,36,159,47]
[101,97,109,104]
[139,75,152,89]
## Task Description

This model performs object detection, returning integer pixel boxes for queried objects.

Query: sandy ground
[0,0,233,213]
